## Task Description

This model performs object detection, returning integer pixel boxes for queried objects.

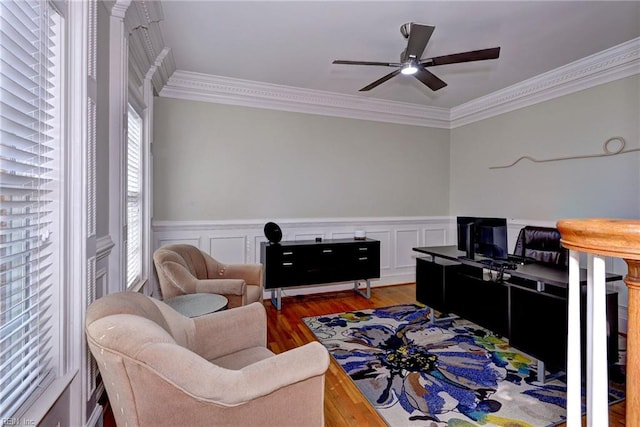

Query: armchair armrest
[191,302,266,360]
[221,263,263,286]
[139,340,330,406]
[235,341,330,402]
[194,278,246,296]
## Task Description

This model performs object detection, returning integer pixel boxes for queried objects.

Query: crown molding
[125,0,176,95]
[450,37,640,128]
[158,37,639,129]
[104,0,131,19]
[159,71,451,128]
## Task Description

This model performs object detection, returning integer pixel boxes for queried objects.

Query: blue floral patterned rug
[302,304,624,427]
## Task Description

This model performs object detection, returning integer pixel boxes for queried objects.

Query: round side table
[164,293,228,318]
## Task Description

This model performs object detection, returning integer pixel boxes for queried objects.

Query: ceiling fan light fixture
[400,62,418,75]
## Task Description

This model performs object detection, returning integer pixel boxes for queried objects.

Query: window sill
[128,277,149,293]
[19,370,78,425]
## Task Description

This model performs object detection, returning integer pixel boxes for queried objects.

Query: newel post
[625,258,640,420]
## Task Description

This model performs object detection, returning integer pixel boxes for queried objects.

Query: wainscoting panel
[157,236,201,249]
[208,235,248,264]
[424,227,448,247]
[395,228,420,270]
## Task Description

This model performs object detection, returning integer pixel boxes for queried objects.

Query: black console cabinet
[261,238,380,309]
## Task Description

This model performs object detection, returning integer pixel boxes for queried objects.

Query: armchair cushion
[86,292,330,427]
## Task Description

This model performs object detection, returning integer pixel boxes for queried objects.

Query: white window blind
[126,104,142,287]
[0,0,61,417]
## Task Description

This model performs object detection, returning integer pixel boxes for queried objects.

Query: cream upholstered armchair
[86,292,330,427]
[153,244,263,308]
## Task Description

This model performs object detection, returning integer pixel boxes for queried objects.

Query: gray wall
[154,75,639,223]
[153,98,451,220]
[450,75,640,220]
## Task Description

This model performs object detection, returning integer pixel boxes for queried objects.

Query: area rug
[302,304,624,427]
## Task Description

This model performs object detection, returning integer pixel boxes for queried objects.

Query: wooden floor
[104,283,626,426]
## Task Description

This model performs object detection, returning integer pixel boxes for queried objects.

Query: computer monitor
[457,216,508,260]
[457,217,476,259]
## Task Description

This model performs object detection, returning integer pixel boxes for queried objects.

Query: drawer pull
[283,251,293,256]
[358,247,368,251]
[322,249,333,253]
[282,262,293,266]
[358,257,368,261]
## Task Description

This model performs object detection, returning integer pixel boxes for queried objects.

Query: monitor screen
[457,216,508,260]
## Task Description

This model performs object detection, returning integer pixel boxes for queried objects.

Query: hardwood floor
[104,283,626,426]
[264,284,417,427]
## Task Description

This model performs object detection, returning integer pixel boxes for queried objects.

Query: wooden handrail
[557,218,640,425]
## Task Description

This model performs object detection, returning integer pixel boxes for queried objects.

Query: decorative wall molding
[160,71,451,128]
[152,216,456,298]
[158,38,639,129]
[96,235,115,262]
[152,216,628,331]
[450,37,640,128]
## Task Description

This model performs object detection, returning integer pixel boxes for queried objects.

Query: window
[126,103,142,287]
[0,0,62,417]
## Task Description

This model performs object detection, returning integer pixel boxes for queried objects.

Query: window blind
[0,0,60,417]
[126,104,142,287]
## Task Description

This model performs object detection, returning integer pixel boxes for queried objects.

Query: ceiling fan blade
[359,69,401,91]
[333,60,402,67]
[404,24,435,60]
[422,47,501,67]
[413,65,447,91]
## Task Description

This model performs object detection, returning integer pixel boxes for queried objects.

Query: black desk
[413,246,621,379]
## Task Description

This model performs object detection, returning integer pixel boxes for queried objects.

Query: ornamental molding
[160,72,451,128]
[96,235,115,262]
[158,37,639,129]
[450,37,640,128]
[125,0,176,94]
[152,216,454,232]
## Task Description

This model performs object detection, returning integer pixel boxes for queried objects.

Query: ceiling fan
[333,22,500,92]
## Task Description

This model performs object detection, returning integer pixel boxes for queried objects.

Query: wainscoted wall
[152,215,629,333]
[152,216,454,296]
[151,216,554,291]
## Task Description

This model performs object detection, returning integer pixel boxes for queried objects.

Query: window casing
[0,0,63,417]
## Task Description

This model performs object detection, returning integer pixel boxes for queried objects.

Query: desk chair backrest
[513,226,568,267]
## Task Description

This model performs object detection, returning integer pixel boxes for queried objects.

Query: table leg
[270,288,282,310]
[354,279,371,299]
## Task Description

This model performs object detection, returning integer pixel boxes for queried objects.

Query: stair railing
[557,218,640,426]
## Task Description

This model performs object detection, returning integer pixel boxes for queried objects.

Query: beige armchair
[153,244,263,308]
[86,292,330,427]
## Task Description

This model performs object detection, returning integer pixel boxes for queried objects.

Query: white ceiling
[158,1,640,109]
